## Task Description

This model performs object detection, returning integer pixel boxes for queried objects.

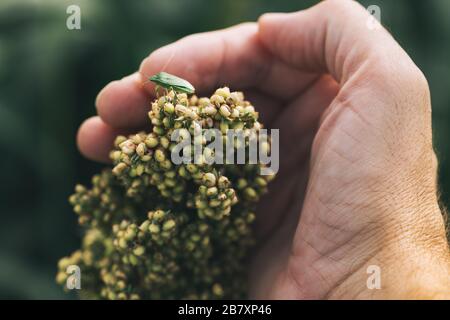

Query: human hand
[77,0,450,299]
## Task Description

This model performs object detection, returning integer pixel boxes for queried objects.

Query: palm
[248,74,352,298]
[249,67,410,298]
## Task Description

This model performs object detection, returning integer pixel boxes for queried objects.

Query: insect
[148,72,195,95]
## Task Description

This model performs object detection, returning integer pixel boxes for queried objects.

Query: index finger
[96,23,318,129]
[96,23,262,129]
[258,0,423,85]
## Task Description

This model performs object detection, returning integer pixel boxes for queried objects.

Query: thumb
[258,0,414,84]
[257,1,445,300]
[258,0,432,166]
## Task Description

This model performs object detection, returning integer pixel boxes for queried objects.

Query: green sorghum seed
[149,224,160,234]
[145,135,159,148]
[163,220,176,231]
[164,103,175,114]
[202,173,216,187]
[133,246,145,256]
[154,149,165,162]
[206,187,218,197]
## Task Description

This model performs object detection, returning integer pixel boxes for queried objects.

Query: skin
[77,0,450,299]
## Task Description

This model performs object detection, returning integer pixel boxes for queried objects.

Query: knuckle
[398,62,430,96]
[403,65,431,113]
[139,47,166,74]
[412,68,430,97]
[319,0,363,15]
[375,58,431,114]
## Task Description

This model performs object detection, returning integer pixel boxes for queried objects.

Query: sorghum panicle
[57,87,275,299]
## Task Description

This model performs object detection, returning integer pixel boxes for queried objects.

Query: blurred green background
[0,0,449,299]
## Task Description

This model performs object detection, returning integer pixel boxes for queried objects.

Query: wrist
[374,252,450,299]
[330,204,450,299]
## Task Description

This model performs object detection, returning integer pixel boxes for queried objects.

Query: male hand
[77,0,450,299]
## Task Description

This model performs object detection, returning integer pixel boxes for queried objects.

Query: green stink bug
[149,72,195,95]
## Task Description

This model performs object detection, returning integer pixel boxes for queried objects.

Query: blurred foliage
[0,0,449,299]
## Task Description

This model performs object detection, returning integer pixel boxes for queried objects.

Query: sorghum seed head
[60,83,276,300]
